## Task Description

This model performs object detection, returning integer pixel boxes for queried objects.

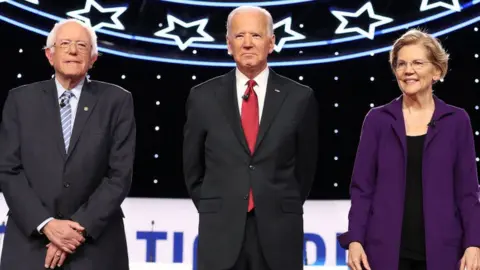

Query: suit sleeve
[339,109,378,248]
[454,109,480,249]
[295,89,319,203]
[183,87,206,210]
[71,92,136,240]
[0,90,51,237]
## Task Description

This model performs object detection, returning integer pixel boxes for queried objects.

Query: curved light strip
[1,12,479,67]
[159,0,314,7]
[4,0,476,50]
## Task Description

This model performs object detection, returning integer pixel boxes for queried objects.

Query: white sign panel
[0,194,352,269]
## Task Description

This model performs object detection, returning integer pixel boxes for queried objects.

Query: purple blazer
[338,95,480,270]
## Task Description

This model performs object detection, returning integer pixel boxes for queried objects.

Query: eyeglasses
[395,60,431,71]
[53,40,91,53]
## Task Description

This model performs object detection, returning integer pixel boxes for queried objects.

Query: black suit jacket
[0,78,136,270]
[183,68,319,270]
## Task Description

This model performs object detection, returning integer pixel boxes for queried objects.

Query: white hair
[226,6,274,37]
[45,19,98,57]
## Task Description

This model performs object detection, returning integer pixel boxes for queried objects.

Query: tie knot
[247,79,256,89]
[60,91,74,105]
[61,91,74,99]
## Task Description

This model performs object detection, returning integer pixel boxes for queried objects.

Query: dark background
[0,0,479,200]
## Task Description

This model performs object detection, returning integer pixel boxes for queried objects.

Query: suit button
[249,165,255,170]
[57,213,64,218]
[63,182,70,188]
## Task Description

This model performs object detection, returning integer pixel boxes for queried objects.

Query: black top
[399,135,426,261]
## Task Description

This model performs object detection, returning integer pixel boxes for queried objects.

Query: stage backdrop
[0,194,351,268]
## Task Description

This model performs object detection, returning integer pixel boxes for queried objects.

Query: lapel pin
[274,89,280,92]
[84,106,89,111]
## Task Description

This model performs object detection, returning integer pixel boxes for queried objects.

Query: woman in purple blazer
[338,29,480,270]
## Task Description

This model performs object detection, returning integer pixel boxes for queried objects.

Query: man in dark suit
[183,6,319,270]
[0,19,135,269]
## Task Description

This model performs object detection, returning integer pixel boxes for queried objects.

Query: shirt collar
[235,66,269,88]
[55,77,84,99]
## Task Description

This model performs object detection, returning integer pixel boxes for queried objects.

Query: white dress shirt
[235,67,269,123]
[36,77,84,233]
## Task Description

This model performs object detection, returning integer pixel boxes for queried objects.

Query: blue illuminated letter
[303,233,326,265]
[136,231,167,262]
[173,232,184,263]
[336,233,347,266]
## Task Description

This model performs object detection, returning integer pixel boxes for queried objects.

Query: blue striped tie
[60,91,74,153]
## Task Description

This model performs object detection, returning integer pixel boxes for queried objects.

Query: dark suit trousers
[398,258,426,270]
[231,210,270,270]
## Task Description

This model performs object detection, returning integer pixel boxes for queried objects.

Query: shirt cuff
[37,217,54,234]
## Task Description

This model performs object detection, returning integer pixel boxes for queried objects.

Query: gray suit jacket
[0,78,136,270]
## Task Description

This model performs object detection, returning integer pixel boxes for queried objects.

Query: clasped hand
[44,242,67,269]
[42,219,85,268]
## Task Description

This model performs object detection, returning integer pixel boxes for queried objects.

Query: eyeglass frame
[394,59,433,72]
[49,39,92,54]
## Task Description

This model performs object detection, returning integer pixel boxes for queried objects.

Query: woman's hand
[460,246,480,270]
[348,242,371,270]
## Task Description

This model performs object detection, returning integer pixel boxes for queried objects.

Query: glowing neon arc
[159,0,314,7]
[1,12,479,67]
[4,0,477,50]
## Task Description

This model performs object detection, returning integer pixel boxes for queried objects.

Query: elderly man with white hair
[0,19,135,269]
[183,5,319,270]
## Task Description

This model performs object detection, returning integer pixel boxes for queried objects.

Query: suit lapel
[42,79,68,160]
[387,98,407,162]
[216,69,288,155]
[66,79,99,158]
[424,96,453,151]
[391,120,407,162]
[254,70,288,152]
[384,95,454,161]
[215,70,251,155]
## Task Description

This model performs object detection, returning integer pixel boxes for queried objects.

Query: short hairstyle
[226,6,274,37]
[389,29,449,79]
[45,19,98,57]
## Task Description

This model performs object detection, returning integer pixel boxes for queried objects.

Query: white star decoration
[420,0,461,12]
[66,0,128,31]
[330,1,394,40]
[154,14,214,51]
[273,17,305,53]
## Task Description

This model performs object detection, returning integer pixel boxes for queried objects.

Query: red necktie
[241,79,258,212]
